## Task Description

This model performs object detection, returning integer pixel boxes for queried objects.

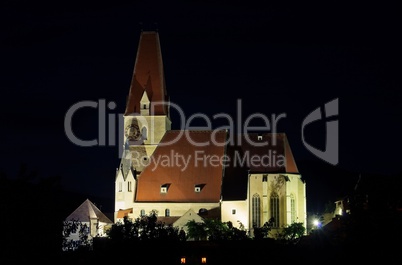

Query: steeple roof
[125,31,168,116]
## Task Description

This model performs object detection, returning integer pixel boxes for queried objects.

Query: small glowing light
[201,257,207,263]
[180,257,186,264]
[313,219,320,227]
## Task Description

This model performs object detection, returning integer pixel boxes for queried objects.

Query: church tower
[123,31,171,172]
[115,31,171,217]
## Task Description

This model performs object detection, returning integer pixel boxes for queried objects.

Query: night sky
[1,1,401,213]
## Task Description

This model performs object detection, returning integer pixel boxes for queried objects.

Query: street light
[313,219,321,228]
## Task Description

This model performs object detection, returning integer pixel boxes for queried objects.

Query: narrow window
[262,174,267,182]
[270,193,280,227]
[118,182,122,192]
[143,104,147,109]
[165,208,170,217]
[140,209,145,216]
[142,127,148,140]
[232,209,236,215]
[252,194,261,227]
[128,181,132,192]
[290,194,296,223]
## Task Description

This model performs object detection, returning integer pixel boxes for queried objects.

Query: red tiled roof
[125,31,168,116]
[135,130,227,202]
[135,131,299,202]
[116,208,133,218]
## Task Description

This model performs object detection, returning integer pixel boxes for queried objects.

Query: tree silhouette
[107,210,184,242]
[185,219,249,241]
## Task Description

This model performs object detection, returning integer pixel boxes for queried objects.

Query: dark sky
[1,1,401,212]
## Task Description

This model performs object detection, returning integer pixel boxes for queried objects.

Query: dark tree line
[107,210,186,242]
[105,210,305,243]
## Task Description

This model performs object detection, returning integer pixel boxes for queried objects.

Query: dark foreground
[8,233,396,265]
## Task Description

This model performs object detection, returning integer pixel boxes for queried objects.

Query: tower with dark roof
[122,31,171,173]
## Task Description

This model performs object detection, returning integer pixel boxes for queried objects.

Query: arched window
[252,194,261,228]
[290,194,296,223]
[165,208,170,217]
[140,209,145,216]
[270,193,279,227]
[142,127,148,140]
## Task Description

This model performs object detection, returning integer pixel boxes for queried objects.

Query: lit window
[201,257,207,263]
[161,184,169,193]
[180,257,186,264]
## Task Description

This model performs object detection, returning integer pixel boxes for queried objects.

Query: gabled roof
[233,133,299,173]
[135,131,300,202]
[172,209,205,227]
[125,31,168,116]
[221,133,298,200]
[65,199,113,224]
[157,216,181,225]
[135,130,227,202]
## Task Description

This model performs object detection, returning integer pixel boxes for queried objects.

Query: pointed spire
[125,31,168,116]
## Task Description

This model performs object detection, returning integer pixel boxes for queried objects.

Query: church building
[114,31,307,237]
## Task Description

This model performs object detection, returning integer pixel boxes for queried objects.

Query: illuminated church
[114,31,307,237]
